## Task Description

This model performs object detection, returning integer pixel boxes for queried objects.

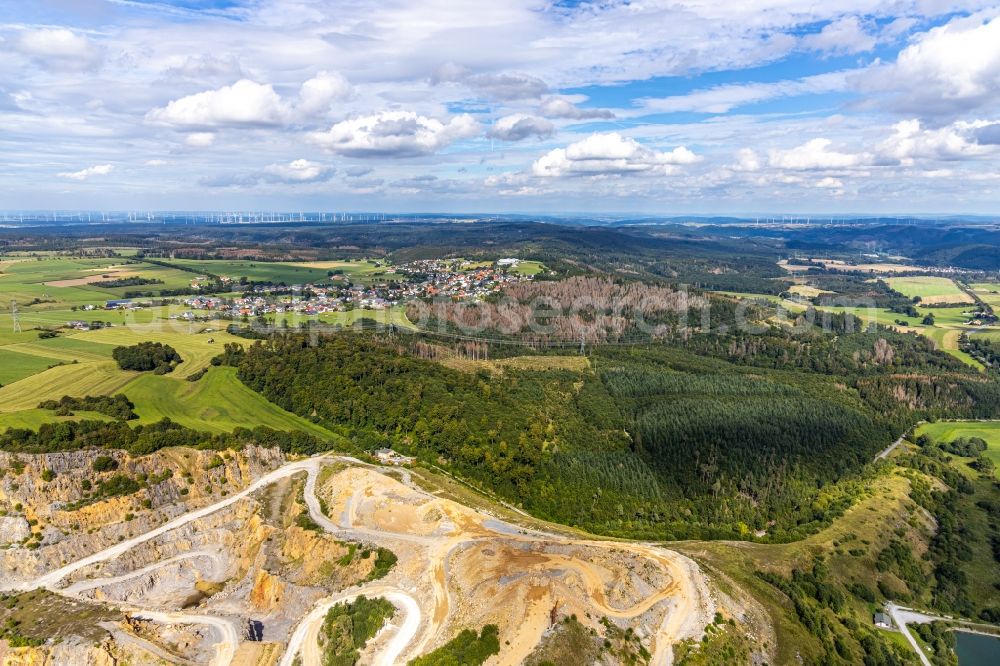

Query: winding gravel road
[278,587,421,666]
[8,453,703,665]
[9,456,422,666]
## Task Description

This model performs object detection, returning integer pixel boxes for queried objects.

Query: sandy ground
[318,464,714,665]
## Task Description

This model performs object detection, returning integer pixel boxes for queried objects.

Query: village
[64,258,536,326]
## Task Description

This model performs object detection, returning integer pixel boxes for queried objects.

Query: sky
[2,0,1000,215]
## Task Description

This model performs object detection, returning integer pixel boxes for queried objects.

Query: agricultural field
[71,325,243,378]
[715,286,990,368]
[0,322,243,409]
[778,258,926,274]
[0,360,136,411]
[971,329,1000,343]
[884,276,972,304]
[0,325,341,441]
[1,335,116,363]
[2,304,178,332]
[916,421,1000,477]
[0,408,112,431]
[786,284,831,298]
[166,258,386,284]
[0,253,345,438]
[0,256,199,312]
[287,258,389,282]
[274,304,414,329]
[0,347,64,385]
[970,282,1000,309]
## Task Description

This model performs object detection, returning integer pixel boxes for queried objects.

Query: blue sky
[1,1,999,214]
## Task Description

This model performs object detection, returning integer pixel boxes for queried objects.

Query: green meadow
[120,367,342,438]
[916,421,1000,477]
[0,348,64,386]
[165,258,387,284]
[885,276,971,302]
[0,257,199,312]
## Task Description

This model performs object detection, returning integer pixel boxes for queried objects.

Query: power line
[11,300,21,333]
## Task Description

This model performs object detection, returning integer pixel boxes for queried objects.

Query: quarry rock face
[0,516,30,545]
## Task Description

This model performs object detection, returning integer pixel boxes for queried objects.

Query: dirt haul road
[279,587,420,666]
[10,454,710,665]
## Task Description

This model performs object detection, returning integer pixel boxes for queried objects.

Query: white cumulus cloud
[309,111,479,157]
[877,119,994,164]
[538,96,614,120]
[58,164,113,180]
[262,159,335,183]
[146,79,288,128]
[487,114,554,141]
[16,28,103,71]
[184,132,216,147]
[860,13,1000,120]
[297,71,354,116]
[532,132,699,177]
[768,138,869,170]
[731,148,762,172]
[467,72,549,100]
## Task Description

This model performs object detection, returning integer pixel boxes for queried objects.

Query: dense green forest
[233,322,1000,540]
[0,418,323,457]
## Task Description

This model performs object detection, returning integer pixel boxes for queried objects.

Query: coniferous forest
[234,308,1000,540]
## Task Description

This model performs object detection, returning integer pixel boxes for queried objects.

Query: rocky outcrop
[0,517,30,546]
[0,446,286,582]
[0,640,121,666]
[249,569,286,612]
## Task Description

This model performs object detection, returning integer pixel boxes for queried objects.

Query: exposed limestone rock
[249,569,286,611]
[0,517,30,545]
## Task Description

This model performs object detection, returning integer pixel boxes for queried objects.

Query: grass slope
[121,367,342,438]
[677,470,927,664]
[0,348,64,385]
[0,408,112,431]
[73,326,245,378]
[0,361,135,412]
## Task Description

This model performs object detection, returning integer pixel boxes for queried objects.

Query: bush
[848,582,876,603]
[91,455,118,472]
[366,548,397,581]
[39,394,136,420]
[113,342,182,373]
[318,595,395,666]
[409,625,500,666]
